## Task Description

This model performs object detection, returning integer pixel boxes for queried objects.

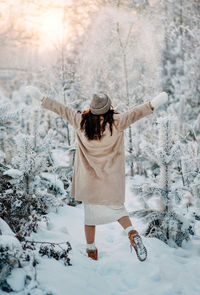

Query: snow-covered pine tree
[1,126,66,242]
[131,115,194,247]
[4,122,62,199]
[3,129,59,199]
[162,0,200,139]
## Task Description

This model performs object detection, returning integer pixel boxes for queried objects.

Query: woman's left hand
[151,92,168,110]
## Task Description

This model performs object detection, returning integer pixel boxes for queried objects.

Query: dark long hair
[80,106,119,140]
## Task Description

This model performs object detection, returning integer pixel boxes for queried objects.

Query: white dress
[84,203,129,225]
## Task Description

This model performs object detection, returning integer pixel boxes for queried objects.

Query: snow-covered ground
[3,176,200,295]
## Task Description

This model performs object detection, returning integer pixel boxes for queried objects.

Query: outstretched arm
[24,86,81,129]
[41,96,81,129]
[118,101,153,131]
[118,92,168,131]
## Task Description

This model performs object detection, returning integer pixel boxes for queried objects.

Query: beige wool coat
[41,97,153,205]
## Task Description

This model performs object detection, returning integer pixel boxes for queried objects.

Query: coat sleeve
[117,101,154,131]
[41,96,81,129]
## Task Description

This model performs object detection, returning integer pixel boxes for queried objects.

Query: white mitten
[24,86,44,106]
[151,92,168,110]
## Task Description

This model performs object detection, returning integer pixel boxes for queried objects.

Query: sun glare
[39,9,69,47]
[23,4,92,51]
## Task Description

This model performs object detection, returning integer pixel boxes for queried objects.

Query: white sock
[125,226,136,235]
[87,242,96,250]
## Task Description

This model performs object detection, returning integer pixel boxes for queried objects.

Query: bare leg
[117,216,133,229]
[84,225,96,244]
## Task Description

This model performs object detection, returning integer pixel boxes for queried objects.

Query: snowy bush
[0,240,72,293]
[1,190,41,237]
[0,220,72,293]
[0,165,63,243]
[0,188,64,242]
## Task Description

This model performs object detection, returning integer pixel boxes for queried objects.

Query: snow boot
[128,230,147,262]
[86,248,98,260]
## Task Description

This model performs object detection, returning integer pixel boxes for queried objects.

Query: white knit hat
[90,93,112,115]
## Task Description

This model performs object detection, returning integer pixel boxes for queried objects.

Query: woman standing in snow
[27,86,168,262]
